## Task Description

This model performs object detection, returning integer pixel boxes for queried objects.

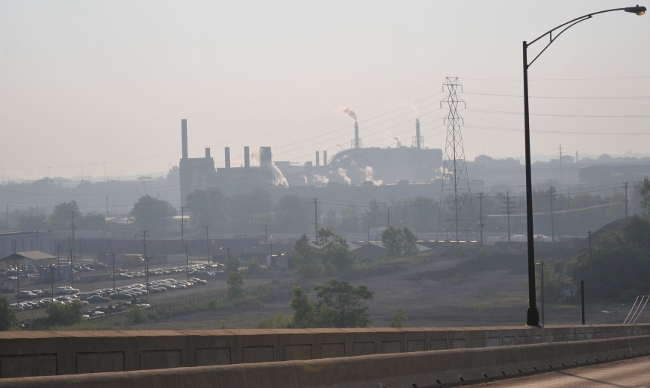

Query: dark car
[87,295,110,303]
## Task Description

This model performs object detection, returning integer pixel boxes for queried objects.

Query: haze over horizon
[2,1,649,182]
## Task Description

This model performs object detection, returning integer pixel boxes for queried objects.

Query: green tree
[273,194,312,233]
[402,227,418,256]
[76,212,107,230]
[124,306,148,325]
[314,280,374,328]
[290,285,317,328]
[225,248,240,274]
[636,177,650,217]
[362,199,387,230]
[381,227,418,258]
[566,216,650,300]
[315,228,355,273]
[381,226,403,257]
[292,234,322,278]
[227,271,245,298]
[185,187,226,230]
[44,300,83,327]
[535,263,561,303]
[18,213,48,231]
[389,308,408,328]
[339,203,361,232]
[0,295,19,331]
[246,257,263,276]
[49,201,80,230]
[130,195,177,237]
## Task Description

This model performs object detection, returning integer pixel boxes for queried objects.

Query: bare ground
[131,254,631,330]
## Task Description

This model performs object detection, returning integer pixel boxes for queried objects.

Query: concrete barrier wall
[0,324,649,379]
[1,335,649,388]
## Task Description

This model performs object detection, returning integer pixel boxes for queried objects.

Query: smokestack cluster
[323,150,327,166]
[316,151,320,167]
[244,146,250,168]
[181,119,188,159]
[225,147,230,168]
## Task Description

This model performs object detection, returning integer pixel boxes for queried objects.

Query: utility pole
[312,198,319,239]
[477,193,485,246]
[549,186,556,243]
[105,195,109,219]
[588,230,593,282]
[185,244,189,280]
[14,242,19,304]
[387,206,390,228]
[205,226,210,264]
[566,191,571,238]
[264,224,268,256]
[502,192,516,243]
[112,253,115,294]
[56,244,61,283]
[141,230,149,303]
[623,182,629,218]
[558,144,563,183]
[180,206,185,252]
[70,211,75,271]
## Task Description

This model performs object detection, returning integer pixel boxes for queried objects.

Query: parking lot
[3,261,291,322]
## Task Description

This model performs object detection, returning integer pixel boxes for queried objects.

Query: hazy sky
[1,1,649,181]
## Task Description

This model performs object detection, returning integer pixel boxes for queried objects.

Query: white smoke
[251,149,260,165]
[270,163,289,187]
[313,174,329,185]
[341,106,357,121]
[337,168,351,185]
[362,166,383,186]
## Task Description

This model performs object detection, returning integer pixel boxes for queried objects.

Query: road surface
[467,355,650,387]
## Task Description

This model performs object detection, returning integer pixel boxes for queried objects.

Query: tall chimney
[416,119,421,149]
[181,119,188,159]
[225,147,231,168]
[205,148,211,158]
[323,150,327,166]
[354,121,359,149]
[244,146,250,168]
[316,151,320,167]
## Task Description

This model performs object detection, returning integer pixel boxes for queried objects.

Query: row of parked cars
[11,294,91,311]
[109,278,207,300]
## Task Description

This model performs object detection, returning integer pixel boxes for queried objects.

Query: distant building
[0,232,54,257]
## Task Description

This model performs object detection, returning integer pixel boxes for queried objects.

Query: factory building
[178,119,461,205]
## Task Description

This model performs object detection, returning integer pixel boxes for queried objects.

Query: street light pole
[522,5,645,327]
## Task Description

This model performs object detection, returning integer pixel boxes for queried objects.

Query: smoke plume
[362,166,383,186]
[337,168,351,185]
[313,174,329,185]
[270,163,289,187]
[341,106,357,121]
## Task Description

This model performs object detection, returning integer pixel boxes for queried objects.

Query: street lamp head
[625,5,646,15]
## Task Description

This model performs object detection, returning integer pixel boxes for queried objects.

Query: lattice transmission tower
[437,77,477,242]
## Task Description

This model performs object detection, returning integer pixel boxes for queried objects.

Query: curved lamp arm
[526,6,646,68]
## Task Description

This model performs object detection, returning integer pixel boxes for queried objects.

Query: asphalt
[466,355,650,387]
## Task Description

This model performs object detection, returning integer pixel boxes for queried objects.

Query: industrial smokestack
[205,148,211,158]
[181,119,188,159]
[354,121,359,149]
[316,151,320,167]
[323,150,327,166]
[225,147,230,168]
[260,147,272,167]
[244,146,250,168]
[416,119,421,149]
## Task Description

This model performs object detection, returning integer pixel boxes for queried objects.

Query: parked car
[87,295,110,303]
